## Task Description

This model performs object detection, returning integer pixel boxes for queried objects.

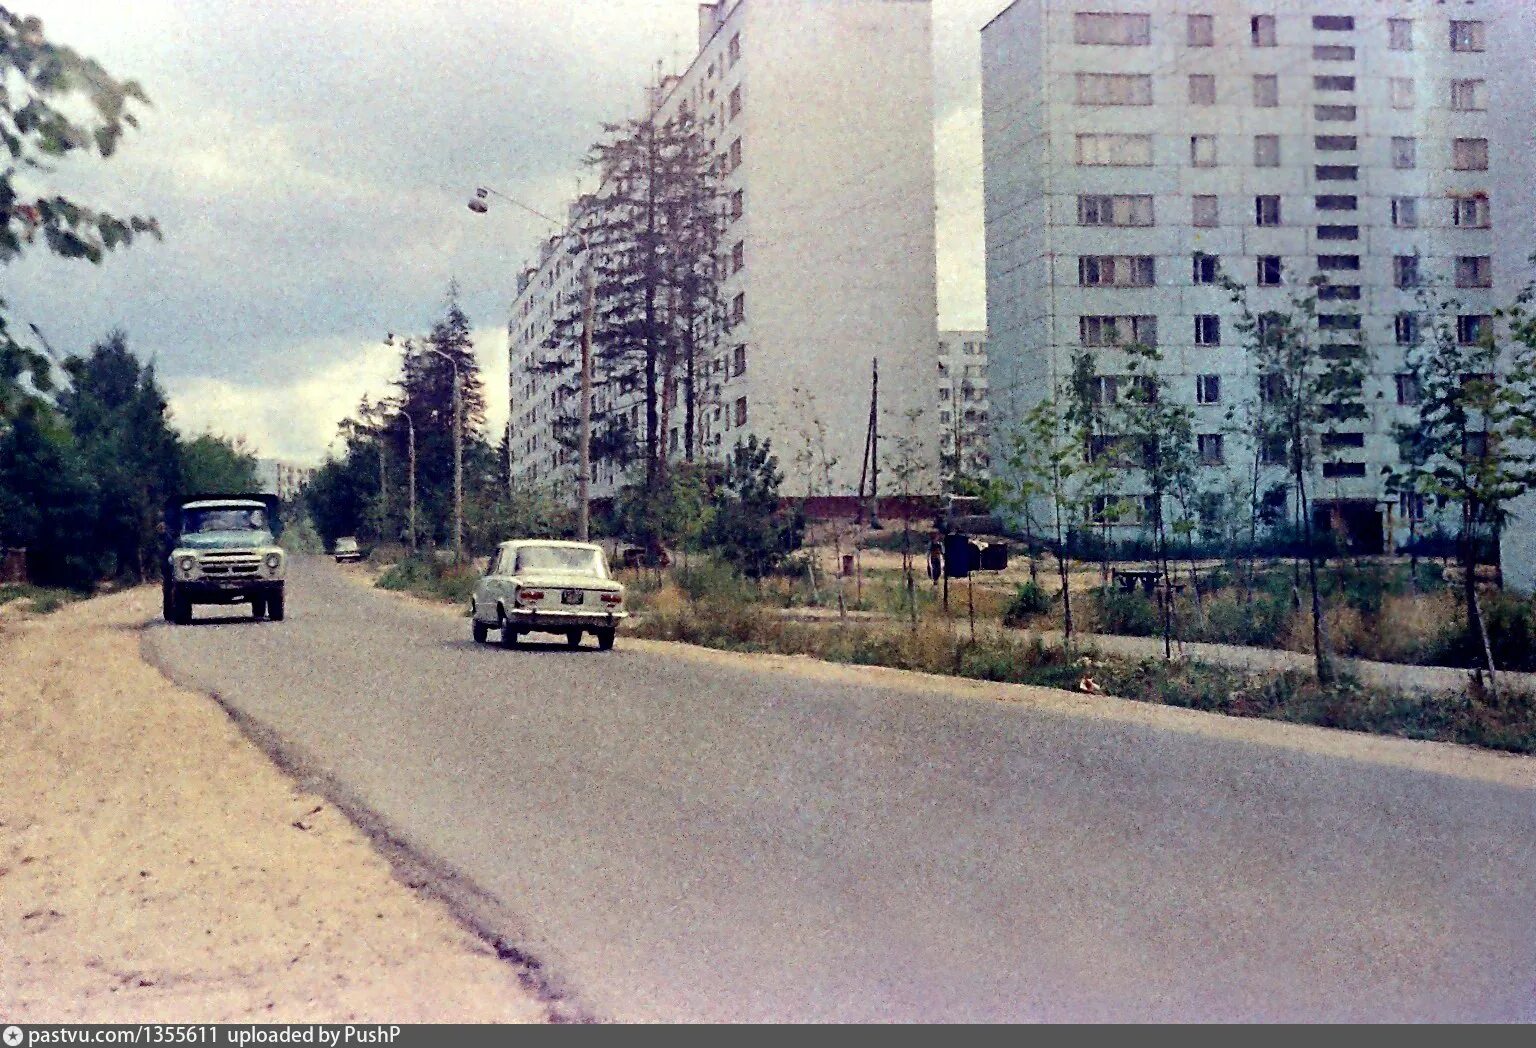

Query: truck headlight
[265,553,282,569]
[178,555,196,574]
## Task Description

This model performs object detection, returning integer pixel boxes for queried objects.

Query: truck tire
[172,592,193,625]
[251,596,267,619]
[473,618,488,644]
[268,590,285,622]
[162,584,174,623]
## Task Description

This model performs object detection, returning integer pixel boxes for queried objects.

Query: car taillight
[601,593,622,605]
[518,590,544,603]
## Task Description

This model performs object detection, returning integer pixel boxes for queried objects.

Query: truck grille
[201,551,262,578]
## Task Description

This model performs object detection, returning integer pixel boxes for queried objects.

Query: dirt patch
[0,587,547,1023]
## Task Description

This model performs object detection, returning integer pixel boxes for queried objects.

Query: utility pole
[452,365,463,561]
[397,407,417,551]
[870,358,880,530]
[578,237,594,542]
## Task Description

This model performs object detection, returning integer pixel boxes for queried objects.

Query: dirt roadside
[0,588,547,1023]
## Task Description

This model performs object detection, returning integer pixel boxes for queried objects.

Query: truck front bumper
[172,579,284,604]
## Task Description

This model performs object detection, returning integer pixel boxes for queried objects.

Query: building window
[1315,194,1357,211]
[733,344,747,376]
[1318,313,1361,332]
[1317,225,1358,241]
[1318,285,1360,301]
[1194,315,1221,346]
[1090,375,1120,406]
[1252,74,1278,108]
[1458,315,1491,345]
[1394,314,1421,346]
[1255,195,1281,226]
[1390,197,1417,228]
[1450,79,1486,112]
[1198,434,1225,465]
[1452,195,1491,228]
[1453,138,1489,171]
[1313,75,1355,91]
[1393,256,1420,289]
[1079,255,1156,288]
[1078,194,1154,226]
[1388,18,1413,51]
[1080,314,1158,347]
[1450,20,1485,53]
[728,31,741,66]
[1188,74,1216,106]
[1192,252,1220,285]
[1254,134,1280,167]
[1315,165,1358,181]
[1251,15,1276,47]
[1456,256,1493,289]
[735,396,747,427]
[1317,255,1360,271]
[728,137,742,172]
[1390,78,1414,110]
[1322,462,1366,479]
[1312,15,1354,31]
[1391,136,1417,170]
[1190,134,1217,167]
[728,85,742,120]
[1192,195,1219,227]
[1257,256,1283,286]
[1074,12,1151,45]
[730,292,746,326]
[1314,135,1356,152]
[1077,72,1153,105]
[1312,45,1354,61]
[1187,14,1214,46]
[1075,133,1153,166]
[1399,492,1426,521]
[1314,104,1356,121]
[730,189,744,220]
[1196,374,1221,404]
[1395,373,1421,406]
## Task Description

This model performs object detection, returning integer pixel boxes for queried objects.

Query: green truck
[161,494,287,624]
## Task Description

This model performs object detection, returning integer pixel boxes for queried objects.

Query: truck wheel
[268,591,285,622]
[565,630,583,649]
[251,596,267,619]
[473,618,488,644]
[162,585,174,623]
[173,593,193,625]
[596,628,616,652]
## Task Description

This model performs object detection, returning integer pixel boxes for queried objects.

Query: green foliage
[0,582,83,611]
[178,432,258,496]
[376,552,479,606]
[1002,580,1052,625]
[0,402,102,588]
[705,436,803,578]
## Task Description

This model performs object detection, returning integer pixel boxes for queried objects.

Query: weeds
[375,553,480,607]
[0,584,83,615]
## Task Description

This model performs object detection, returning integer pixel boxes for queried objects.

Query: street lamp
[468,185,595,542]
[387,333,462,562]
[393,404,418,551]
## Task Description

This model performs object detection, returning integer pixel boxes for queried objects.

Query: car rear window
[514,546,606,577]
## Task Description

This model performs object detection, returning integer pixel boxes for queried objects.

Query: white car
[333,536,362,563]
[470,540,626,650]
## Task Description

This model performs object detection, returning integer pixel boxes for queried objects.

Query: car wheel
[596,628,616,652]
[498,610,519,649]
[252,596,267,619]
[565,630,583,649]
[473,618,488,644]
[268,592,285,622]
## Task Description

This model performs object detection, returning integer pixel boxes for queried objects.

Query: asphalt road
[145,557,1536,1021]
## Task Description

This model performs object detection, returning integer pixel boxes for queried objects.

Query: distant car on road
[470,540,626,651]
[333,536,363,563]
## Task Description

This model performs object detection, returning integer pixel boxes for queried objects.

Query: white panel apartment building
[937,330,992,482]
[982,0,1536,549]
[508,0,938,502]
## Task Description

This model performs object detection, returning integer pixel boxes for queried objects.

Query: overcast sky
[16,0,999,464]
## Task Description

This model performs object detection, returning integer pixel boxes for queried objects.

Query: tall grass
[375,553,480,607]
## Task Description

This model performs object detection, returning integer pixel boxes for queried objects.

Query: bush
[1003,580,1052,626]
[376,552,479,606]
[0,584,81,614]
[1089,588,1161,637]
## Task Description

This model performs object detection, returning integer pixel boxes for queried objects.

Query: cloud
[165,325,509,465]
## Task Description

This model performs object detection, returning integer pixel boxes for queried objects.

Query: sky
[15,0,1001,464]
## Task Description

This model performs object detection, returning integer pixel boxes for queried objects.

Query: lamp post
[387,334,461,562]
[395,405,417,551]
[469,186,593,542]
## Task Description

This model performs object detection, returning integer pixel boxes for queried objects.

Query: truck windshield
[184,508,268,533]
[514,546,606,577]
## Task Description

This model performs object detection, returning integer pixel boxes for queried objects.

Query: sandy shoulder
[0,587,546,1023]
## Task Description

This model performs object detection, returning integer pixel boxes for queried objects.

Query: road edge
[137,621,602,1024]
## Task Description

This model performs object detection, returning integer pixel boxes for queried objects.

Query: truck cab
[162,494,287,624]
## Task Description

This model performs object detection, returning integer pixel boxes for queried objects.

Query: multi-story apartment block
[937,330,992,483]
[507,0,938,502]
[255,459,315,503]
[983,0,1536,550]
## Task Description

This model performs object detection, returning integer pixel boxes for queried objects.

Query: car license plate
[561,589,584,605]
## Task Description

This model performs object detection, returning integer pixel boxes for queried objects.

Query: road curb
[138,620,601,1024]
